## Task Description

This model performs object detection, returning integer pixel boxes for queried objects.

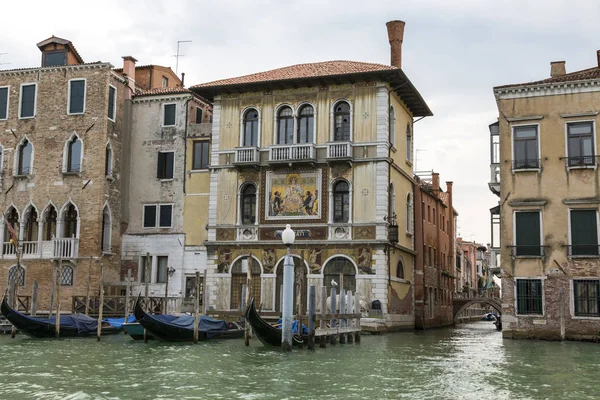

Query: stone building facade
[414,172,455,328]
[493,51,600,340]
[192,20,432,331]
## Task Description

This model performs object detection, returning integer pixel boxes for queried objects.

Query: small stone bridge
[453,297,501,323]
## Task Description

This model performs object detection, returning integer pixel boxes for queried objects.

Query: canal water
[0,322,598,400]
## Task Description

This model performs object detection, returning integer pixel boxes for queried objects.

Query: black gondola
[133,296,244,342]
[1,295,121,338]
[244,297,304,347]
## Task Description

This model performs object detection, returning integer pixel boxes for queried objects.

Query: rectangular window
[574,280,600,317]
[68,79,86,114]
[192,141,210,170]
[567,122,595,166]
[143,205,157,228]
[159,204,173,228]
[422,201,425,220]
[0,87,8,120]
[516,279,543,315]
[515,211,541,256]
[570,210,599,256]
[433,207,436,226]
[513,125,539,169]
[427,205,431,222]
[157,151,174,179]
[195,107,203,123]
[19,83,36,118]
[108,86,116,121]
[43,51,66,66]
[156,256,168,283]
[185,275,204,298]
[163,104,176,126]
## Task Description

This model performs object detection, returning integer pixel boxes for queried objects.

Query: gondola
[1,295,122,338]
[133,296,244,342]
[244,297,304,347]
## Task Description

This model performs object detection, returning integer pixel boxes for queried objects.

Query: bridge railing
[454,289,499,300]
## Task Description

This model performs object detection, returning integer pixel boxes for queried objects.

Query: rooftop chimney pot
[597,50,600,67]
[386,20,405,68]
[122,56,137,99]
[550,61,566,77]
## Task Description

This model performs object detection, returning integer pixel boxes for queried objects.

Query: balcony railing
[269,144,315,162]
[234,147,260,164]
[22,241,38,256]
[327,142,352,159]
[508,245,548,257]
[563,155,598,167]
[512,159,540,170]
[565,244,600,257]
[54,237,79,259]
[3,242,15,256]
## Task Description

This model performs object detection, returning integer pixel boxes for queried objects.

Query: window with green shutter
[570,210,598,256]
[515,211,541,256]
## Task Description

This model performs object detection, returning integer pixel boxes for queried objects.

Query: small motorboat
[482,312,499,321]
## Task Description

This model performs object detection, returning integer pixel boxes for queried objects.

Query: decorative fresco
[265,171,321,219]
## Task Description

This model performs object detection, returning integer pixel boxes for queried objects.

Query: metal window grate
[61,265,73,286]
[516,279,543,315]
[8,266,25,286]
[574,280,600,317]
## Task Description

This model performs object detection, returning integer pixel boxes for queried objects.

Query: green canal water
[0,322,598,400]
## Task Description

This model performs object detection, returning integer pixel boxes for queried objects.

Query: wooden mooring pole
[85,256,92,315]
[55,259,62,339]
[193,271,200,344]
[49,266,56,320]
[329,287,337,345]
[354,294,361,343]
[346,291,354,344]
[31,280,38,317]
[339,288,346,344]
[320,286,327,348]
[8,279,15,338]
[295,251,304,349]
[202,269,208,315]
[143,253,150,343]
[307,285,316,350]
[244,257,252,346]
[241,284,247,343]
[97,262,104,341]
[124,269,131,326]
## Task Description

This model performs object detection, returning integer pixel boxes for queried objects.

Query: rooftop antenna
[0,53,10,67]
[415,148,426,171]
[173,40,192,75]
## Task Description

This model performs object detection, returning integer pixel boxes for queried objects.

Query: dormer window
[43,51,66,67]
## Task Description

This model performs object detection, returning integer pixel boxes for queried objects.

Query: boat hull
[244,298,304,347]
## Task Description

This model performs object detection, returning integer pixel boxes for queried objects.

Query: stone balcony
[2,237,79,259]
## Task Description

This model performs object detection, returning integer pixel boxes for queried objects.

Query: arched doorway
[323,257,356,294]
[230,256,261,310]
[275,256,307,313]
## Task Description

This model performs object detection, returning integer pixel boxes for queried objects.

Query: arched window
[43,205,57,240]
[101,205,111,253]
[17,139,33,175]
[333,180,349,223]
[324,257,356,294]
[8,265,25,286]
[105,143,113,177]
[60,264,74,286]
[23,207,38,242]
[66,136,82,173]
[277,106,293,145]
[297,104,314,144]
[396,259,405,279]
[4,207,19,246]
[389,106,395,147]
[230,257,261,310]
[243,109,259,147]
[406,123,412,161]
[333,101,351,141]
[240,184,257,225]
[63,204,78,238]
[406,193,412,233]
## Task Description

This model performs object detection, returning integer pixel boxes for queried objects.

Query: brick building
[414,172,455,328]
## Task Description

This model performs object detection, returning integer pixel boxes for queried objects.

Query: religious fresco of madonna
[265,171,321,220]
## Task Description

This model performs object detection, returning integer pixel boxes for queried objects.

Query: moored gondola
[133,296,244,342]
[244,297,304,347]
[1,294,122,338]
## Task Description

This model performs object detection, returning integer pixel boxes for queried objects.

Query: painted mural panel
[265,171,321,219]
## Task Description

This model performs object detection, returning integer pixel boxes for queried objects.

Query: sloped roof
[36,36,84,64]
[192,60,432,117]
[495,66,600,89]
[134,86,211,105]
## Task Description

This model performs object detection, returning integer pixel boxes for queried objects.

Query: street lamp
[281,224,295,351]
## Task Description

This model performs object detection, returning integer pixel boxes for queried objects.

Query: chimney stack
[122,56,137,99]
[181,72,185,87]
[386,20,406,68]
[432,172,440,193]
[550,61,566,77]
[597,50,600,67]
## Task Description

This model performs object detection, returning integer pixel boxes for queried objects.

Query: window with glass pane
[297,105,314,143]
[107,86,116,120]
[333,181,349,223]
[69,80,85,114]
[570,210,598,256]
[18,140,32,175]
[513,126,539,169]
[396,260,404,279]
[156,256,168,283]
[389,106,395,146]
[163,104,176,126]
[64,204,78,238]
[143,205,157,228]
[159,205,172,227]
[196,107,203,123]
[43,206,57,240]
[243,109,259,146]
[101,207,111,253]
[105,145,112,176]
[324,258,355,294]
[334,102,350,141]
[43,51,66,66]
[574,280,600,317]
[192,141,209,169]
[567,122,595,166]
[277,107,293,144]
[241,185,256,224]
[406,124,412,161]
[20,84,36,118]
[157,152,174,179]
[516,279,543,315]
[0,87,8,120]
[67,137,82,172]
[515,211,541,256]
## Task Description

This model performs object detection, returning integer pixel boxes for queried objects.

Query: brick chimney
[597,50,600,67]
[432,172,440,193]
[386,20,405,68]
[122,56,137,99]
[550,61,566,77]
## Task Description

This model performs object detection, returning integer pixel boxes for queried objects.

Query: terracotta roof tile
[495,66,600,89]
[134,86,212,105]
[193,60,397,88]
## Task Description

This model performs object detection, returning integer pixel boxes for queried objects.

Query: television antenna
[173,41,192,75]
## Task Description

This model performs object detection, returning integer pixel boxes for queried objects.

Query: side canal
[0,322,598,399]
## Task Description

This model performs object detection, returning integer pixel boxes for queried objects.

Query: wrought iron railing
[564,244,600,257]
[563,155,598,167]
[508,245,548,257]
[512,159,540,170]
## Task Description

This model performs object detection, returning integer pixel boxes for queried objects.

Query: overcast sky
[3,0,600,244]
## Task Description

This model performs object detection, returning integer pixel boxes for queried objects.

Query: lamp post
[281,224,295,351]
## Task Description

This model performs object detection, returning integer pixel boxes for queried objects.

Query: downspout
[183,97,192,195]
